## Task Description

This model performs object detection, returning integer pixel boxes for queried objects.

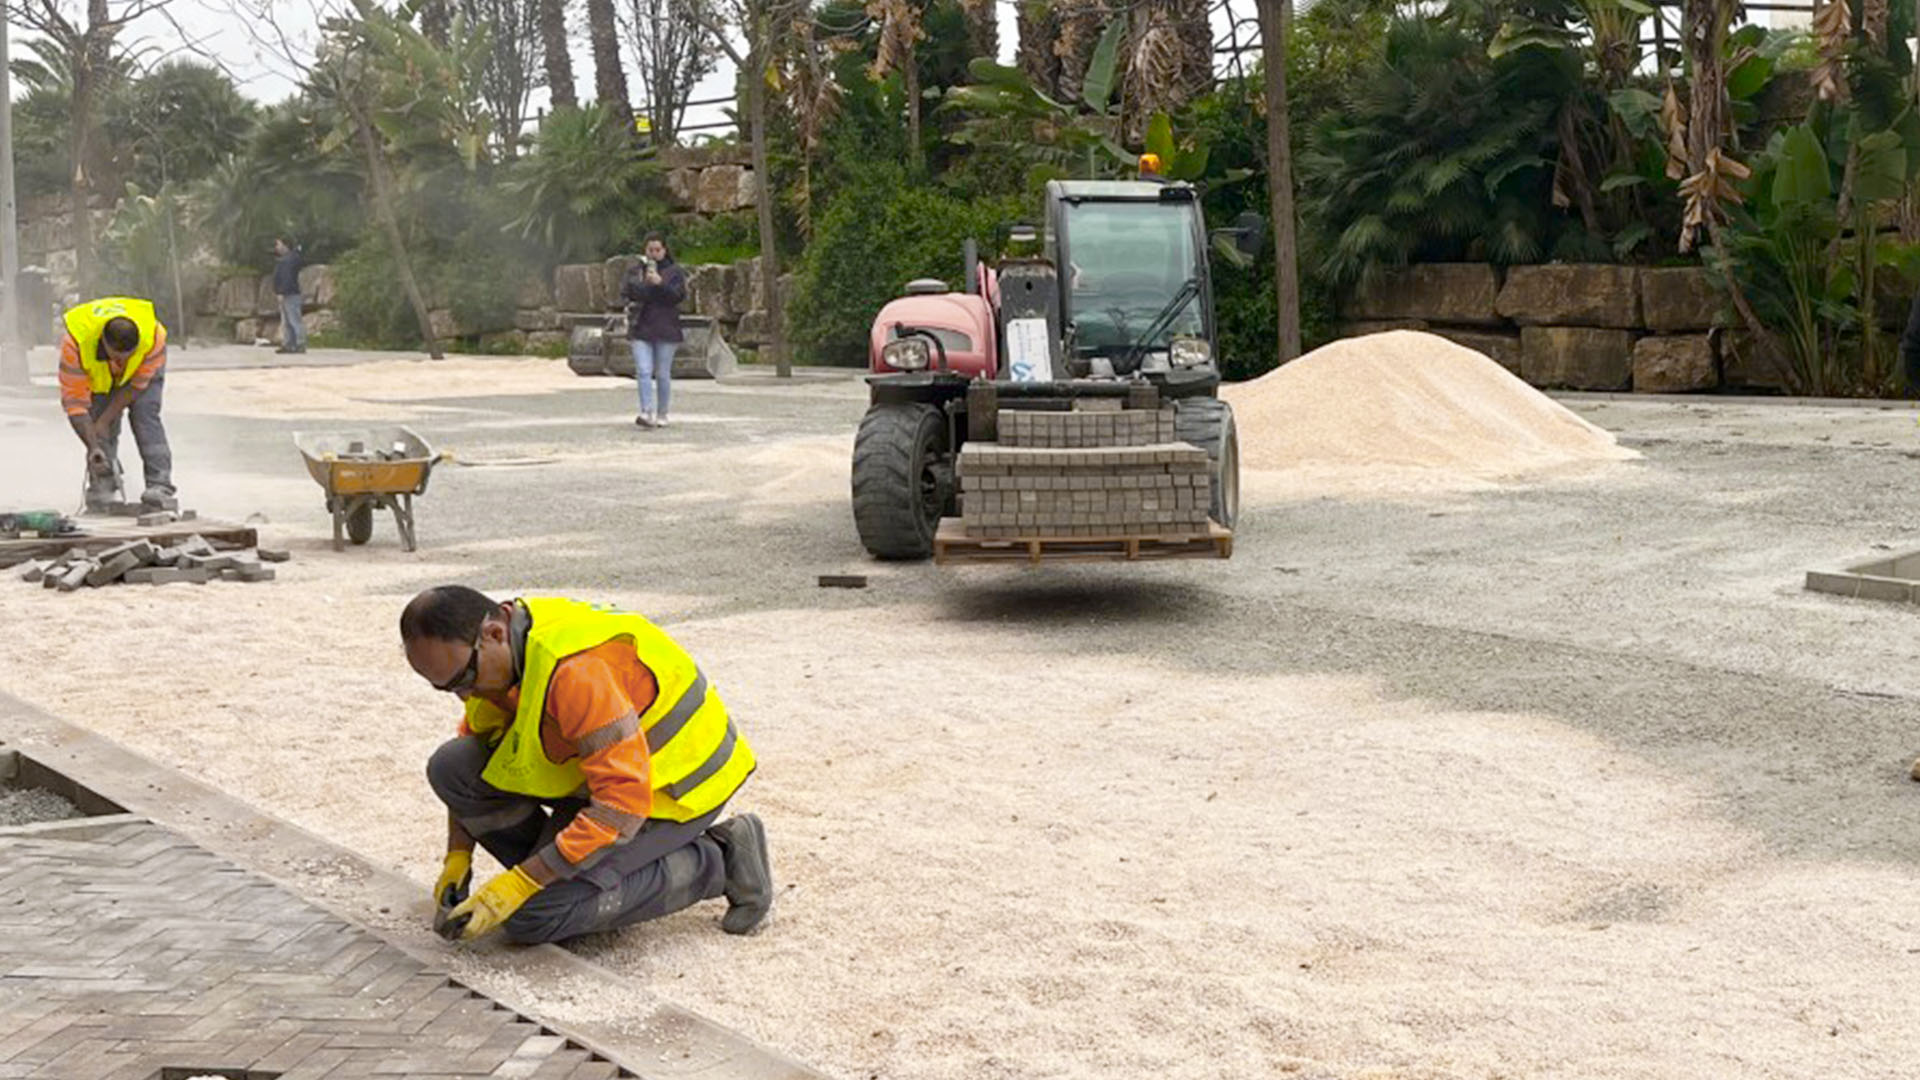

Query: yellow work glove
[443,866,541,941]
[431,849,473,938]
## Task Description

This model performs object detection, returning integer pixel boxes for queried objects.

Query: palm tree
[585,0,634,130]
[1122,0,1210,141]
[1053,0,1110,104]
[866,0,925,168]
[778,12,844,235]
[539,0,577,107]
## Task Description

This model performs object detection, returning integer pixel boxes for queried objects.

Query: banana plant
[1719,109,1920,393]
[942,15,1132,178]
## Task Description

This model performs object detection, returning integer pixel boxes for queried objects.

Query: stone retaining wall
[1339,263,1753,392]
[547,254,791,352]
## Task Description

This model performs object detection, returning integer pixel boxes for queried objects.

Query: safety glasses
[433,630,484,695]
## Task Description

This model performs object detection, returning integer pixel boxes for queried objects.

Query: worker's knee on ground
[425,735,492,802]
[498,881,595,945]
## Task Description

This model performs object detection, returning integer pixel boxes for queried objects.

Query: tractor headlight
[1169,337,1212,369]
[882,338,932,372]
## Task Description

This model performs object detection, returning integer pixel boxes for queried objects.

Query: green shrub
[668,212,759,265]
[200,102,365,269]
[333,174,546,348]
[791,160,1026,364]
[1299,17,1576,283]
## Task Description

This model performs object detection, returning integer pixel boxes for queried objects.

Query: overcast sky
[11,1,1260,135]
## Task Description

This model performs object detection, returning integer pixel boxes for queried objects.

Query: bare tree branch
[623,0,715,142]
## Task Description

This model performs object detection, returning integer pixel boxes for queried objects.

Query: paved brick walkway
[0,816,634,1079]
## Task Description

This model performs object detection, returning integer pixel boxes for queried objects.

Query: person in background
[621,233,686,429]
[273,236,307,355]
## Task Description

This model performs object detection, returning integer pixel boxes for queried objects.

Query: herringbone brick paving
[0,819,633,1079]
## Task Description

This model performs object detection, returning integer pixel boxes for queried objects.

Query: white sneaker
[656,415,670,428]
[634,413,654,429]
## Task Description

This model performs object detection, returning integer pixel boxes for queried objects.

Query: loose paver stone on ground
[0,815,633,1079]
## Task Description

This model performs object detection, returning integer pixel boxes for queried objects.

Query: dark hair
[400,585,499,643]
[102,317,140,353]
[643,232,668,255]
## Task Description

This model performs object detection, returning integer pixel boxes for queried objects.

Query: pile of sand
[1223,331,1635,495]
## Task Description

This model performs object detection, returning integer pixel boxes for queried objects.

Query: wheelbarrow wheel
[345,500,376,545]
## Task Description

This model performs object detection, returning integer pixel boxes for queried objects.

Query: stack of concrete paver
[997,406,1177,448]
[959,408,1211,539]
[15,535,290,590]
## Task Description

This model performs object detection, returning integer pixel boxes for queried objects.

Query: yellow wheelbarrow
[293,427,450,552]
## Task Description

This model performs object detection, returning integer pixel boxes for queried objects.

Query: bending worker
[58,296,175,510]
[401,586,772,944]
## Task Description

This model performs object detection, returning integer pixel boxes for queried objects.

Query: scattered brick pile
[959,408,1211,539]
[16,536,290,590]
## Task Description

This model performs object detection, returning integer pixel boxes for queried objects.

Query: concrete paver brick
[85,552,141,586]
[0,820,640,1078]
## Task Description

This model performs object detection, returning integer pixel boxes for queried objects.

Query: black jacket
[622,258,687,343]
[273,248,303,297]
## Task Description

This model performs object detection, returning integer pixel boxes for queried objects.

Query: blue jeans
[631,339,677,417]
[279,293,307,349]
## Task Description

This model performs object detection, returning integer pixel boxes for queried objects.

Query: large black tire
[852,403,949,560]
[345,501,376,546]
[1174,397,1240,530]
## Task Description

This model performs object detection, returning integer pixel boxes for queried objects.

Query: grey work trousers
[87,370,172,493]
[425,735,727,945]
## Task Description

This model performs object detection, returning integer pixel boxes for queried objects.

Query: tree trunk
[68,62,96,298]
[350,102,443,359]
[1173,0,1210,100]
[69,6,113,299]
[1256,0,1300,361]
[586,0,633,131]
[746,39,788,377]
[1017,0,1062,97]
[540,0,577,109]
[422,0,451,44]
[906,40,922,171]
[960,0,997,58]
[1053,0,1105,104]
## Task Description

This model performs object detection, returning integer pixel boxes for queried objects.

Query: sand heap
[1222,330,1636,493]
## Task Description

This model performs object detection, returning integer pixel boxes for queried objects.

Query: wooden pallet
[0,517,257,568]
[933,517,1233,566]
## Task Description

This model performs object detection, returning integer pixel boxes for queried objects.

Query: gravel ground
[0,786,80,826]
[4,346,1920,1079]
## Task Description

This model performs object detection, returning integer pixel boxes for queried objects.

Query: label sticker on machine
[1006,319,1053,383]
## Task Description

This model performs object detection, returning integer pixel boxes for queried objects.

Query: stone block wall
[1338,263,1744,392]
[546,253,792,352]
[657,145,757,218]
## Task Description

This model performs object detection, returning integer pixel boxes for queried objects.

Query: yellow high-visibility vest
[463,597,754,822]
[63,297,162,394]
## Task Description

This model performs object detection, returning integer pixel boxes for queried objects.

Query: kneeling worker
[401,586,772,944]
[58,296,175,510]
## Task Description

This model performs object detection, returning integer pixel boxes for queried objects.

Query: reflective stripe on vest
[62,298,160,395]
[467,597,755,822]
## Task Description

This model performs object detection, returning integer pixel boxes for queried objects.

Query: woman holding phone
[622,233,687,428]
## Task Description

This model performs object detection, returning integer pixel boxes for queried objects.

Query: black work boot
[707,813,772,934]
